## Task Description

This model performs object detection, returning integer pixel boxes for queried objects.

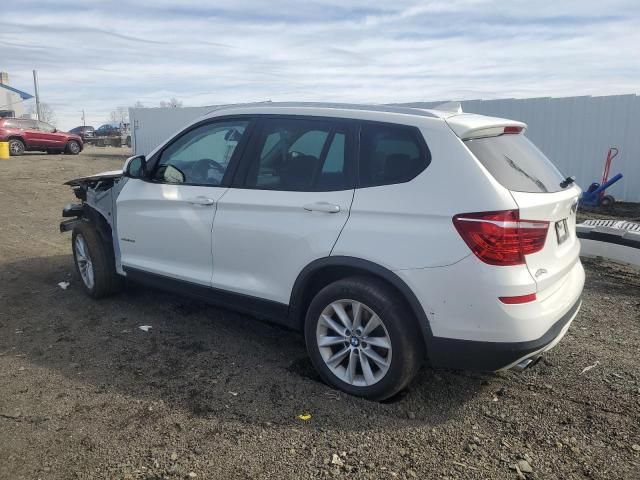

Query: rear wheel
[72,222,122,298]
[304,276,422,400]
[9,139,25,156]
[66,140,81,155]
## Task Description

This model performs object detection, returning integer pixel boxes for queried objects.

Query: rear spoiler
[445,113,527,140]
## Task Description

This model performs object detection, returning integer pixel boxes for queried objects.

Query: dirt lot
[1,147,639,480]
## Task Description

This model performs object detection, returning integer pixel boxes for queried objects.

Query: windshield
[465,134,565,193]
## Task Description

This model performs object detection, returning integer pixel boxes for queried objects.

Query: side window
[151,120,248,186]
[21,120,38,130]
[243,118,351,191]
[38,122,56,132]
[359,123,430,187]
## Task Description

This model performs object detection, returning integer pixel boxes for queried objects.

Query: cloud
[1,0,639,129]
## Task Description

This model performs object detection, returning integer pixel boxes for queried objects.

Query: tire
[304,276,422,401]
[9,139,25,156]
[71,221,122,298]
[66,140,81,155]
[601,195,615,207]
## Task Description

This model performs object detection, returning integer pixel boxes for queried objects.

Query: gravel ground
[0,148,639,480]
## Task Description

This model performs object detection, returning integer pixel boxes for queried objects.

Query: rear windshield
[465,134,565,193]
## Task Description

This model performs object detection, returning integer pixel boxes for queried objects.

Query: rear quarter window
[465,134,565,193]
[359,123,430,188]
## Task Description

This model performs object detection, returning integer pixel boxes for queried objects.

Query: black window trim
[231,114,358,192]
[141,113,431,191]
[143,115,257,188]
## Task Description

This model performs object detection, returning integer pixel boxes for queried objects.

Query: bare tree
[29,102,56,125]
[116,106,129,123]
[159,97,183,108]
[109,106,129,124]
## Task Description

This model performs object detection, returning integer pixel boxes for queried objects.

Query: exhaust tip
[511,355,542,372]
[512,358,534,371]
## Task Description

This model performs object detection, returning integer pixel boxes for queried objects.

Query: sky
[1,0,639,131]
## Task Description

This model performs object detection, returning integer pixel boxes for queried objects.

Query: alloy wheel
[9,140,24,155]
[74,234,95,289]
[316,299,392,387]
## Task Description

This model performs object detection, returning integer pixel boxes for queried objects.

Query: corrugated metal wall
[131,95,640,201]
[400,95,640,202]
[130,106,213,157]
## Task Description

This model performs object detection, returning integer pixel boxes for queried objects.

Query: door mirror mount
[123,155,147,179]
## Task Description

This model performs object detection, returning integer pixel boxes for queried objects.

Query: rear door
[465,132,581,292]
[19,119,42,148]
[211,116,356,304]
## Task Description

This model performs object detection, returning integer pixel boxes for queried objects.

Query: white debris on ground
[138,325,152,332]
[57,281,70,290]
[580,360,600,375]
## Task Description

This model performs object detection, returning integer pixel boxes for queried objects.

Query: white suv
[60,102,584,400]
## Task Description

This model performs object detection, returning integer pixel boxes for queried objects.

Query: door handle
[303,202,340,213]
[186,196,215,206]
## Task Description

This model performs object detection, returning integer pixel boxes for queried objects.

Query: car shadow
[0,254,488,431]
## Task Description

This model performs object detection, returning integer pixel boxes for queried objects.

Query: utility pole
[32,70,41,121]
[81,109,86,128]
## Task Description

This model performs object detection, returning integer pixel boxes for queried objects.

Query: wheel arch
[289,256,433,351]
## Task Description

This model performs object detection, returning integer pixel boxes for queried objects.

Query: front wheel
[72,222,122,298]
[304,276,422,400]
[66,140,81,155]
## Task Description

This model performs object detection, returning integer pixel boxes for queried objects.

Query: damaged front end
[60,169,128,274]
[59,170,124,233]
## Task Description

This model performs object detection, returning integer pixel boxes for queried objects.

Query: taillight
[452,210,549,266]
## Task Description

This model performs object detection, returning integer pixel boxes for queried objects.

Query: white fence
[130,106,214,157]
[131,95,640,202]
[400,95,640,202]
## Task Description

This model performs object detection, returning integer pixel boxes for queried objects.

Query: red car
[0,118,83,155]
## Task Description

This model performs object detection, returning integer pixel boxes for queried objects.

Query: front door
[212,116,356,304]
[36,121,67,149]
[116,119,251,285]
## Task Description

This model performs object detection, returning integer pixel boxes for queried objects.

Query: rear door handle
[303,202,340,213]
[187,196,215,206]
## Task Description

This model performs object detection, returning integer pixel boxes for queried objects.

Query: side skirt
[123,267,292,327]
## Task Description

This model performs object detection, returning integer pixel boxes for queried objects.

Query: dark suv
[95,123,121,137]
[69,126,95,140]
[0,118,83,155]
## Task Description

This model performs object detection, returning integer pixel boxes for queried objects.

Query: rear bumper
[426,298,581,371]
